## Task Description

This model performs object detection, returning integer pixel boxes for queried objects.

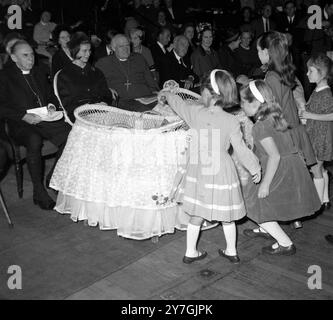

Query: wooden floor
[0,161,333,300]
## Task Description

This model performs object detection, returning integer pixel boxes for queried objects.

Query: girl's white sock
[259,222,293,247]
[185,224,201,258]
[323,170,330,204]
[313,178,325,204]
[222,222,237,256]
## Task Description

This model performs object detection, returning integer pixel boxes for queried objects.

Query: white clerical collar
[22,70,30,75]
[157,41,166,54]
[316,85,330,92]
[119,58,128,62]
[41,21,47,26]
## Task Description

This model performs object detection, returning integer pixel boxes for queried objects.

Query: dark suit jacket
[251,17,277,39]
[163,4,184,25]
[159,50,197,87]
[51,48,73,78]
[150,42,168,73]
[278,13,301,34]
[0,64,58,122]
[93,45,109,64]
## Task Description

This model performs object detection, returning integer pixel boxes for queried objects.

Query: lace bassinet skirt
[50,122,217,239]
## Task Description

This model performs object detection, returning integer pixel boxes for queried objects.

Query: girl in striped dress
[158,70,261,264]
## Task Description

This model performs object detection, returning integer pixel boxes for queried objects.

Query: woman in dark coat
[191,27,221,79]
[57,32,115,122]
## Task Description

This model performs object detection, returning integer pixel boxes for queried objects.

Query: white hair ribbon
[210,69,224,95]
[249,81,265,103]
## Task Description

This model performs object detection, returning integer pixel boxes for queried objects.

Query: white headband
[210,69,224,95]
[249,81,265,103]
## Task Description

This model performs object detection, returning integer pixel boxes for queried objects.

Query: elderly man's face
[240,32,252,48]
[11,43,35,71]
[41,12,51,23]
[175,38,189,58]
[114,37,131,60]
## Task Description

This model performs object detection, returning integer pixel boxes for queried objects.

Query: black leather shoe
[33,198,56,211]
[243,229,273,240]
[218,249,240,264]
[262,244,296,256]
[323,202,331,211]
[292,221,303,229]
[183,251,208,264]
[325,235,333,245]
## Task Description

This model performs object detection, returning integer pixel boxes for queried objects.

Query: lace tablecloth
[50,120,198,240]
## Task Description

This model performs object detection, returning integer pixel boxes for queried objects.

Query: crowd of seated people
[2,0,333,218]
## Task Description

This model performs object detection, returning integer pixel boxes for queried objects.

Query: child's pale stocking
[222,222,237,256]
[313,178,325,204]
[185,224,201,258]
[323,170,330,204]
[259,222,293,248]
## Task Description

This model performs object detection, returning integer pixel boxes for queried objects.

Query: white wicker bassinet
[74,105,184,133]
[73,89,200,133]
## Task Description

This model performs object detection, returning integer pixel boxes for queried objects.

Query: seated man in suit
[251,3,276,39]
[0,41,71,211]
[93,29,118,64]
[96,34,160,111]
[150,27,171,85]
[159,35,198,89]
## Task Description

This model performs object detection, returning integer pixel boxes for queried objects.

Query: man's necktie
[265,19,269,32]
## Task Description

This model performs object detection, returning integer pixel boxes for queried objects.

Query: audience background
[1,0,333,99]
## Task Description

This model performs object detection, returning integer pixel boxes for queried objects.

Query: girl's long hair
[201,70,239,109]
[257,31,296,88]
[240,80,289,132]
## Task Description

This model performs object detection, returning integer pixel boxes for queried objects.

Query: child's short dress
[244,119,321,224]
[306,87,333,162]
[167,95,261,223]
[266,71,317,166]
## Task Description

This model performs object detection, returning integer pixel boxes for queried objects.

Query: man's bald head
[173,35,189,58]
[111,34,131,60]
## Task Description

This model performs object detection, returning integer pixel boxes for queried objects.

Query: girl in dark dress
[301,53,333,209]
[241,80,321,256]
[51,25,73,78]
[57,32,114,123]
